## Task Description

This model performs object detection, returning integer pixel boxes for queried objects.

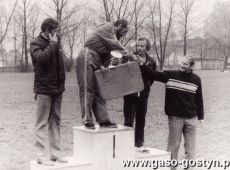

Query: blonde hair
[183,54,195,66]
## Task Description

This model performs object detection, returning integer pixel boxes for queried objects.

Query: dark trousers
[123,94,148,147]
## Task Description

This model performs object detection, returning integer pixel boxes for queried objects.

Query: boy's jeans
[167,116,197,170]
[35,93,62,159]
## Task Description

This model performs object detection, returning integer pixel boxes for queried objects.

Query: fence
[0,66,33,72]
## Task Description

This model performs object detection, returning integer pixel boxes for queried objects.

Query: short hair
[137,37,151,51]
[41,18,59,32]
[184,54,195,66]
[114,19,128,28]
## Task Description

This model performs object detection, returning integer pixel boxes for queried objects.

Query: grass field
[0,70,230,170]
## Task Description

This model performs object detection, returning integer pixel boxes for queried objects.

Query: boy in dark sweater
[123,37,156,151]
[142,55,204,170]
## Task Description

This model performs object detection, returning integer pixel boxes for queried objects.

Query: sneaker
[84,123,95,129]
[50,157,68,163]
[135,146,150,153]
[37,158,55,166]
[99,121,117,128]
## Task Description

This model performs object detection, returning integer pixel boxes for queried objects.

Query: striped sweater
[142,68,204,120]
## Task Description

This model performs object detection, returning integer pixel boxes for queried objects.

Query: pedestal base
[113,147,171,170]
[134,147,171,170]
[30,157,93,170]
[30,125,171,170]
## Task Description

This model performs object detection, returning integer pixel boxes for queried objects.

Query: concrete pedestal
[134,147,171,170]
[73,125,134,170]
[31,125,171,170]
[112,147,171,170]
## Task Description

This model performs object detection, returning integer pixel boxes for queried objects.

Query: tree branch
[0,0,18,44]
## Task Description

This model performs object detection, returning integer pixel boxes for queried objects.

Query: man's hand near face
[49,33,58,42]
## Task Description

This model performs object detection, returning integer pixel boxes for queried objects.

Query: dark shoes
[37,158,55,166]
[37,157,68,166]
[99,121,117,128]
[84,123,96,129]
[50,157,68,163]
[84,121,117,129]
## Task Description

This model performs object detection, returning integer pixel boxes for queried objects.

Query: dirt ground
[0,70,230,170]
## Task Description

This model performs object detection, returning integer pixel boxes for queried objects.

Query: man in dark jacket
[76,19,129,129]
[142,54,204,170]
[123,37,156,151]
[30,18,66,166]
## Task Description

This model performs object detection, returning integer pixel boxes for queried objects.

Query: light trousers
[167,116,197,170]
[35,93,62,159]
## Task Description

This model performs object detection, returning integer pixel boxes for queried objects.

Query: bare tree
[179,0,195,55]
[28,5,40,40]
[12,16,20,72]
[206,1,230,69]
[125,0,146,44]
[50,0,81,40]
[148,0,176,69]
[100,0,147,46]
[101,0,130,22]
[65,16,86,70]
[0,0,18,67]
[48,0,85,71]
[0,0,18,45]
[13,0,40,72]
[102,0,112,22]
[22,0,29,71]
[66,28,77,69]
[78,7,98,46]
[0,18,7,66]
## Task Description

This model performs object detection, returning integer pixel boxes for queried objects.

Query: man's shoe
[50,157,68,163]
[99,121,117,128]
[135,146,150,153]
[37,158,55,166]
[84,123,95,129]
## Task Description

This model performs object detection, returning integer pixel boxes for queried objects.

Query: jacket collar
[39,32,50,42]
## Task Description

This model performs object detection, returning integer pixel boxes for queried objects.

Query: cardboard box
[94,62,144,100]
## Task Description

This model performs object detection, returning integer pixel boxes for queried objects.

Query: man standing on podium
[123,37,156,152]
[30,18,67,166]
[76,19,129,129]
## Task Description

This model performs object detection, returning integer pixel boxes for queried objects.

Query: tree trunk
[24,18,28,71]
[183,17,188,56]
[102,0,111,22]
[134,0,138,41]
[200,40,203,69]
[69,49,74,72]
[14,37,17,72]
[23,0,28,72]
[159,59,164,70]
[223,55,228,69]
[14,17,17,72]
